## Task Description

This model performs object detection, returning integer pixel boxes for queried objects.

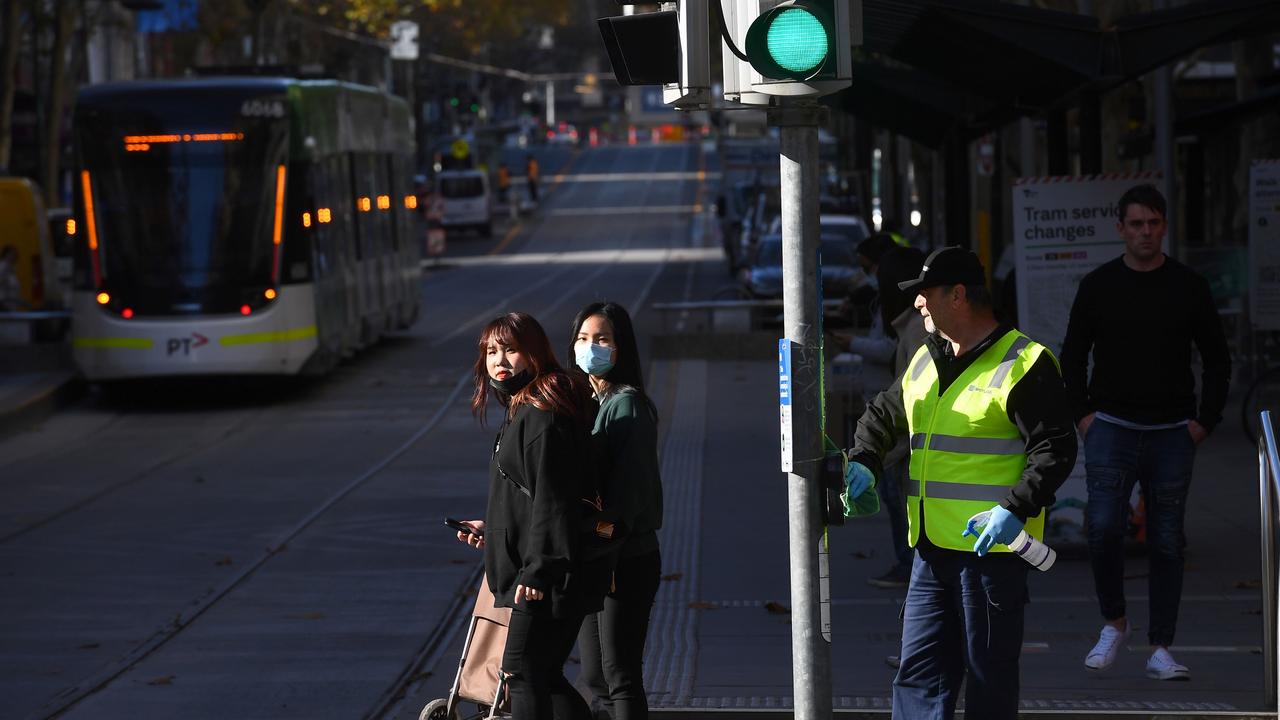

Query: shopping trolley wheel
[419,698,455,720]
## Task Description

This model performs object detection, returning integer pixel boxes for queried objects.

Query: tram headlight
[96,292,110,305]
[264,288,277,301]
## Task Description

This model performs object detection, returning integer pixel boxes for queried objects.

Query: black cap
[897,246,986,293]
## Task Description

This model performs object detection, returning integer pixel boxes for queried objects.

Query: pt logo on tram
[167,333,209,356]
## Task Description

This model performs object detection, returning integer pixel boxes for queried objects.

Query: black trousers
[578,549,662,720]
[503,605,591,720]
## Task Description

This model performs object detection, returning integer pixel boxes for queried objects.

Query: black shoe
[866,566,910,589]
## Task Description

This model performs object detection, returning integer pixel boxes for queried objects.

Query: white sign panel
[779,339,794,473]
[1011,172,1164,352]
[390,21,419,61]
[1250,160,1280,330]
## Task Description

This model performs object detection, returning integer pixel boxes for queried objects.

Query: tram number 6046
[167,333,209,356]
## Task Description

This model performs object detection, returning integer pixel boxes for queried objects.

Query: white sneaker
[1084,623,1130,671]
[1146,647,1191,680]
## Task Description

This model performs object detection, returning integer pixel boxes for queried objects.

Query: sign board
[1011,172,1163,352]
[450,139,470,161]
[779,339,795,473]
[390,21,419,61]
[1250,160,1280,330]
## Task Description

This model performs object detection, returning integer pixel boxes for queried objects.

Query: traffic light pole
[774,103,832,720]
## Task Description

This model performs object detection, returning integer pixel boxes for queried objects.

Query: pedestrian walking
[527,155,541,203]
[568,301,663,720]
[455,312,604,720]
[842,247,1077,719]
[848,246,928,589]
[497,163,511,204]
[1061,184,1230,681]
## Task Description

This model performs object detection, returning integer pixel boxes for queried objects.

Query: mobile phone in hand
[445,518,483,537]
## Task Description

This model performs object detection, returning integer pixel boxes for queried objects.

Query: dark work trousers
[1083,419,1196,646]
[893,550,1030,720]
[503,605,592,720]
[578,549,662,720]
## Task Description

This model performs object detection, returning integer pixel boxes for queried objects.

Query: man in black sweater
[1061,183,1231,681]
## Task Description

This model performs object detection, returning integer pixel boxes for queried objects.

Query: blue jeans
[878,461,914,570]
[1084,419,1196,647]
[893,551,1029,720]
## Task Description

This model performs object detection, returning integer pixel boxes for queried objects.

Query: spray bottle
[967,510,1057,571]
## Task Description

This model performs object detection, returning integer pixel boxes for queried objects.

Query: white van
[437,169,493,237]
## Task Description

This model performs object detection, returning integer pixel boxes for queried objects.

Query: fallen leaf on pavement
[78,643,100,650]
[214,557,233,567]
[147,675,176,686]
[661,573,684,582]
[765,602,791,615]
[688,601,717,610]
[1237,579,1263,590]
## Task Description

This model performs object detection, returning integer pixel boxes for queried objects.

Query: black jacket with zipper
[485,401,606,618]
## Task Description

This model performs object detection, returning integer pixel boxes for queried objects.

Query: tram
[70,77,422,380]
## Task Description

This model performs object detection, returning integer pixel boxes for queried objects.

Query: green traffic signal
[449,97,460,107]
[767,9,828,72]
[745,2,833,81]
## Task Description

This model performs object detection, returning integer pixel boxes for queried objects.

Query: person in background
[0,245,23,311]
[569,301,663,720]
[455,312,601,720]
[859,246,928,589]
[497,162,511,205]
[1062,184,1230,681]
[526,155,541,203]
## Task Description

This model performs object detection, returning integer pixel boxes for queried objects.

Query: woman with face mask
[568,301,664,720]
[455,312,600,720]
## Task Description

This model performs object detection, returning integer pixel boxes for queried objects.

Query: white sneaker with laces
[1084,623,1130,671]
[1146,647,1191,680]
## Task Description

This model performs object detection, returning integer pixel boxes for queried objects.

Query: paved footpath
[399,335,1269,718]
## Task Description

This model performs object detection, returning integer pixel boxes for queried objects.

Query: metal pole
[545,80,555,128]
[1260,410,1279,709]
[773,103,832,720]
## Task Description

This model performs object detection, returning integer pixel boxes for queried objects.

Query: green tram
[71,77,421,380]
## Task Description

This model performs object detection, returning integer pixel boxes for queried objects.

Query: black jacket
[485,402,604,618]
[848,326,1078,526]
[1060,255,1231,430]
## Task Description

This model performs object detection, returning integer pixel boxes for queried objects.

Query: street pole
[773,103,832,720]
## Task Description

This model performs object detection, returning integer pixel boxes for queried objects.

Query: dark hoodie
[485,400,605,618]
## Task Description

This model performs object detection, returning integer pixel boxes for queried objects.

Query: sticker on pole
[779,338,796,473]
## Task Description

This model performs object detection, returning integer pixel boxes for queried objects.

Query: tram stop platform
[618,338,1267,718]
[0,339,79,440]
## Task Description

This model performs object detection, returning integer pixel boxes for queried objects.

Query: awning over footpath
[832,0,1280,146]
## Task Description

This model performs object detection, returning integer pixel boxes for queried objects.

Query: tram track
[25,144,700,720]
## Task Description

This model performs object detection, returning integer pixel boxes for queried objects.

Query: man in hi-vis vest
[842,247,1077,720]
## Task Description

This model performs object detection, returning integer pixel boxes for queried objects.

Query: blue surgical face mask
[575,343,615,377]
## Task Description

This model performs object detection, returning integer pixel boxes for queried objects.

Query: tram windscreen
[75,87,290,314]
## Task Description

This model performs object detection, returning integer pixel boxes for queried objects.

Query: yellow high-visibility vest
[900,329,1053,552]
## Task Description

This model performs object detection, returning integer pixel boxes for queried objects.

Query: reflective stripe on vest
[900,330,1052,552]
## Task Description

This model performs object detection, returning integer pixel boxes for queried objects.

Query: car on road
[818,214,871,251]
[437,169,493,237]
[745,233,858,300]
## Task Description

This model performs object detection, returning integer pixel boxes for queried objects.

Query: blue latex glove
[962,505,1024,556]
[844,460,874,501]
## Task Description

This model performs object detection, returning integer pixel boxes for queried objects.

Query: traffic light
[597,11,680,85]
[597,1,709,109]
[724,0,855,100]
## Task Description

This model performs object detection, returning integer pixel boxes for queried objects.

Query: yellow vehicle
[0,177,61,310]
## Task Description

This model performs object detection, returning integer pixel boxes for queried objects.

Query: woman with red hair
[455,312,600,720]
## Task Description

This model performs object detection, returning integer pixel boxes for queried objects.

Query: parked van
[437,169,493,237]
[0,177,61,310]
